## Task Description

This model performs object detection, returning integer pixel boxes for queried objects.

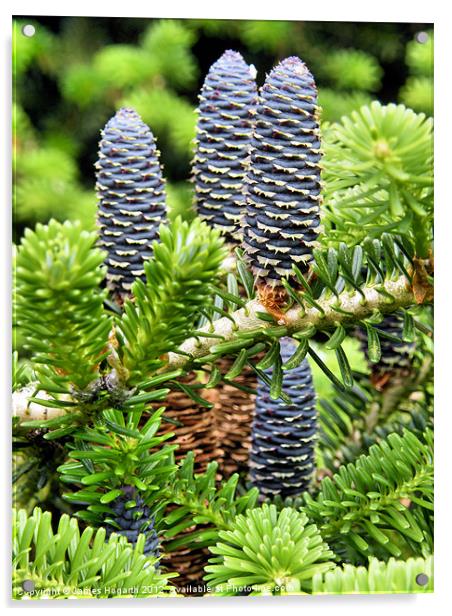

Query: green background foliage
[13,17,433,242]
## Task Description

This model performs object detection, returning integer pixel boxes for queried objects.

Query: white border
[1,1,451,614]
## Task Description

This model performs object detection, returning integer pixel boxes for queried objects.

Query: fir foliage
[304,429,433,562]
[312,555,433,594]
[405,32,433,76]
[400,78,433,117]
[205,504,334,594]
[322,102,433,254]
[188,232,418,397]
[57,406,177,525]
[13,507,174,598]
[358,310,415,383]
[162,452,259,553]
[121,86,196,160]
[140,19,198,90]
[118,217,226,383]
[320,49,383,92]
[318,89,372,123]
[399,31,433,116]
[317,370,432,473]
[14,220,112,391]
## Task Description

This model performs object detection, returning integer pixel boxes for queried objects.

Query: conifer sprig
[13,507,174,598]
[304,429,433,562]
[162,452,259,553]
[168,240,418,383]
[57,406,177,526]
[205,504,334,594]
[14,220,112,391]
[118,217,226,384]
[312,556,433,594]
[323,102,433,255]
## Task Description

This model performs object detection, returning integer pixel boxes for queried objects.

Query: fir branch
[204,504,334,595]
[317,365,433,473]
[168,274,417,369]
[322,102,433,254]
[312,555,433,594]
[14,220,112,391]
[118,217,226,384]
[162,453,259,551]
[12,271,425,423]
[13,507,174,599]
[57,406,177,526]
[304,429,433,562]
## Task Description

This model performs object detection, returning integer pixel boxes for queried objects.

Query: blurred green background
[12,17,433,242]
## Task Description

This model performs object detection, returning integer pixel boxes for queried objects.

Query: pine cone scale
[95,107,167,300]
[193,50,258,242]
[250,338,317,499]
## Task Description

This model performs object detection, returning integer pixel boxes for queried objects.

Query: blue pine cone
[95,107,167,300]
[250,338,317,499]
[106,486,160,558]
[192,50,258,243]
[243,56,322,287]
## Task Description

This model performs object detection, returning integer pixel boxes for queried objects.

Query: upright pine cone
[192,50,258,243]
[359,311,415,389]
[249,338,317,499]
[95,107,167,300]
[105,486,160,558]
[243,57,322,287]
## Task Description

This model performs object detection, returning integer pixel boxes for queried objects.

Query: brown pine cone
[161,522,210,595]
[156,374,219,593]
[212,358,258,478]
[156,373,221,473]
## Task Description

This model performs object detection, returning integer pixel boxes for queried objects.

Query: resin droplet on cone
[243,57,322,287]
[250,338,317,499]
[193,50,258,243]
[95,107,167,300]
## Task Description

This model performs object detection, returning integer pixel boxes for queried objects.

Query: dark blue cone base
[106,486,160,559]
[250,338,317,499]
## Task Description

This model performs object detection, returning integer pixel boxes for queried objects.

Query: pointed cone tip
[273,56,310,77]
[221,49,244,61]
[211,49,249,70]
[116,107,141,119]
